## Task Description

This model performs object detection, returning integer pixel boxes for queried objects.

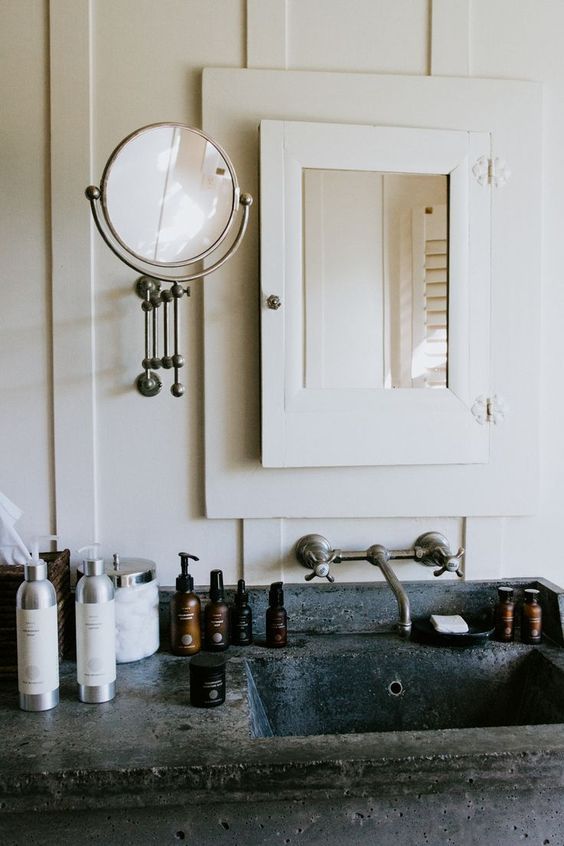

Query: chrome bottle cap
[83,557,105,576]
[23,560,48,581]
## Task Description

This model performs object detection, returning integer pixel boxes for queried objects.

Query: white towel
[430,614,469,634]
[0,491,29,565]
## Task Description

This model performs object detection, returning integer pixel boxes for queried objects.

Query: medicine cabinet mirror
[260,120,491,467]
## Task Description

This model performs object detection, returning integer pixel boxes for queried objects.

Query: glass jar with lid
[107,554,160,663]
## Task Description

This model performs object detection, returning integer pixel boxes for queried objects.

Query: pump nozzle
[31,534,59,563]
[235,578,248,606]
[176,552,199,592]
[78,543,101,561]
[77,543,104,576]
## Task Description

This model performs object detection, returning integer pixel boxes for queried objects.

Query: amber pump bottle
[266,581,287,648]
[522,588,542,644]
[204,570,230,651]
[494,586,515,642]
[231,579,253,646]
[170,552,201,656]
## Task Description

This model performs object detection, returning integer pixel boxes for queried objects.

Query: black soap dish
[411,613,494,647]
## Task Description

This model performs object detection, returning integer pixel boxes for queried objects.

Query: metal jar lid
[106,554,157,588]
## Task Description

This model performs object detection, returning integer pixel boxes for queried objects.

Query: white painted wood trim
[242,519,283,584]
[247,0,287,70]
[50,0,98,549]
[463,517,504,580]
[203,69,541,518]
[431,0,470,77]
[261,119,490,467]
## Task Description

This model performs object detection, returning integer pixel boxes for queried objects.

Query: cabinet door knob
[266,295,282,310]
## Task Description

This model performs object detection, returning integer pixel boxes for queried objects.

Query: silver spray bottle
[75,545,116,703]
[16,536,60,712]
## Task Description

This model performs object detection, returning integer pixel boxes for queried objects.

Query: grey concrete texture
[1,791,564,846]
[2,579,564,845]
[162,576,564,644]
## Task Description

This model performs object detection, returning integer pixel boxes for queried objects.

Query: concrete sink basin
[246,643,564,737]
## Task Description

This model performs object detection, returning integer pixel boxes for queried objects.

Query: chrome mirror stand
[86,186,252,398]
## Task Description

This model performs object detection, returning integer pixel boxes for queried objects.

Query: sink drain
[387,679,404,697]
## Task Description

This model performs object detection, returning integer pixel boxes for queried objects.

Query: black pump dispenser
[269,581,284,608]
[209,569,225,602]
[176,552,199,592]
[235,579,248,607]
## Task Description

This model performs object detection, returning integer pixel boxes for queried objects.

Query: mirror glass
[302,169,448,390]
[102,124,237,266]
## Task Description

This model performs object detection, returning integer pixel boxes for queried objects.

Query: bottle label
[177,610,196,622]
[16,606,59,695]
[202,678,224,703]
[207,610,227,644]
[234,619,252,644]
[76,600,116,686]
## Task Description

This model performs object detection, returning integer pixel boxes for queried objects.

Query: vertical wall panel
[287,0,430,74]
[50,0,98,551]
[1,0,54,543]
[431,0,470,76]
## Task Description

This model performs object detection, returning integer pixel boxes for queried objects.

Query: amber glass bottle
[266,581,287,648]
[170,553,201,656]
[522,588,542,644]
[494,586,515,642]
[204,570,230,652]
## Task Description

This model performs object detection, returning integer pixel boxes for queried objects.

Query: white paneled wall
[0,0,561,587]
[1,0,54,541]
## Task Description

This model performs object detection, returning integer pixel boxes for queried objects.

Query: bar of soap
[430,614,469,634]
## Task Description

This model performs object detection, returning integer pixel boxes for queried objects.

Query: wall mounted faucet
[295,532,464,638]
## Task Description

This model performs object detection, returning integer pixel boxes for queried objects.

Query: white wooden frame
[260,119,490,467]
[203,69,541,519]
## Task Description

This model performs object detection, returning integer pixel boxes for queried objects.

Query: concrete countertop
[2,632,564,816]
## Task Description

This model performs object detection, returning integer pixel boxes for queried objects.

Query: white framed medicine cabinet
[260,119,490,467]
[202,69,541,519]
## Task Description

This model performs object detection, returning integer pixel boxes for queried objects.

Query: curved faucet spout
[367,545,411,637]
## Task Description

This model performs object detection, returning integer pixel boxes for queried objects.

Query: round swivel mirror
[86,122,252,398]
[100,123,239,268]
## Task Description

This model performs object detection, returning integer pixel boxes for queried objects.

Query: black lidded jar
[231,579,253,646]
[189,654,226,708]
[266,581,287,648]
[494,586,515,642]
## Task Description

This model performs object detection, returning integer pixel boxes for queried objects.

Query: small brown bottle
[231,579,253,646]
[204,570,230,652]
[494,586,515,642]
[266,581,287,648]
[170,553,201,656]
[522,588,542,644]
